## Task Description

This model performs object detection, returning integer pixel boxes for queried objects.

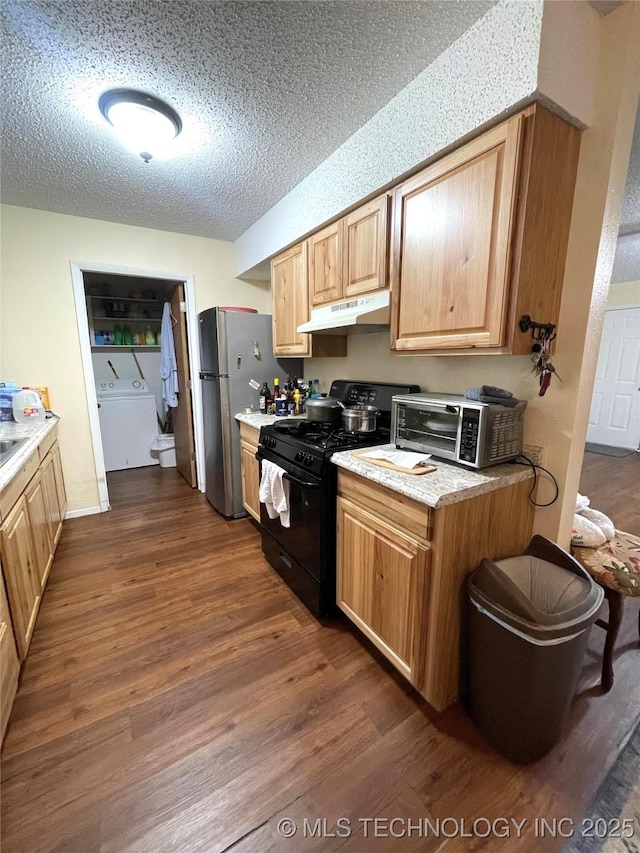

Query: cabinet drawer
[239,422,260,448]
[0,452,38,522]
[38,423,58,461]
[337,469,432,544]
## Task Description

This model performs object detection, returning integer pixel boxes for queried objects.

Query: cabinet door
[41,449,63,549]
[271,242,311,356]
[240,439,260,522]
[51,443,67,519]
[24,471,52,590]
[0,576,20,741]
[309,220,343,306]
[337,497,429,681]
[1,496,41,659]
[390,114,523,351]
[344,195,390,297]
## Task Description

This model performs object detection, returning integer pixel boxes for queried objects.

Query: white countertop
[331,443,533,509]
[235,412,304,429]
[0,417,59,491]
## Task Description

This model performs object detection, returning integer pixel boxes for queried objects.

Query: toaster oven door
[392,401,461,460]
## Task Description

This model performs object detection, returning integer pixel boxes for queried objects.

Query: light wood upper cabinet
[390,104,580,355]
[271,242,311,356]
[0,577,20,741]
[271,242,348,358]
[343,195,390,298]
[337,495,428,681]
[391,115,524,352]
[309,220,343,306]
[309,195,390,307]
[1,495,41,660]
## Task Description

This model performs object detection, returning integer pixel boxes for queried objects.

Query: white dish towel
[259,460,290,528]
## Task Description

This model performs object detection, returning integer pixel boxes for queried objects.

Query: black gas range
[256,380,420,618]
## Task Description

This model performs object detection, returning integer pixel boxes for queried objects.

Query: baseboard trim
[65,505,105,519]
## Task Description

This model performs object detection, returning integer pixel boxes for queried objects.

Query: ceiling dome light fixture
[99,88,182,163]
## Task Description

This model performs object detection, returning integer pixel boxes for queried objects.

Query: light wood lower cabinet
[41,447,64,549]
[0,423,66,740]
[337,469,534,711]
[239,423,260,522]
[0,577,20,741]
[1,494,41,659]
[24,471,52,590]
[337,496,429,682]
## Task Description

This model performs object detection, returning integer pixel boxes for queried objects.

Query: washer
[96,379,159,471]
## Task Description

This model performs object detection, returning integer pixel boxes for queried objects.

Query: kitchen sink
[0,438,28,468]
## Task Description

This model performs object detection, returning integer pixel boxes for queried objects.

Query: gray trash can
[468,535,603,764]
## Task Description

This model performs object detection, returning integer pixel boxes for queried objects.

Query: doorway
[71,261,204,512]
[586,305,640,451]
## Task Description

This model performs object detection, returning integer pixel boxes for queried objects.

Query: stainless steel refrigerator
[198,308,301,518]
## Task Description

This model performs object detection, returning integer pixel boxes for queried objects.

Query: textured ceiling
[0,0,494,241]
[618,100,640,237]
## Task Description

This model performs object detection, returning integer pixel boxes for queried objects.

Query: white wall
[0,204,270,513]
[607,279,640,307]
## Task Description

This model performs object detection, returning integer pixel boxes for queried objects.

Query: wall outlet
[523,444,545,466]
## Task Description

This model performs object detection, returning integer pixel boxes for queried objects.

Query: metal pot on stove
[304,396,344,423]
[341,404,380,433]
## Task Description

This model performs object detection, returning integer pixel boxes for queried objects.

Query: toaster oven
[391,393,526,469]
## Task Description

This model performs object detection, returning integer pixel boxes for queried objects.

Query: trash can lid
[469,554,603,636]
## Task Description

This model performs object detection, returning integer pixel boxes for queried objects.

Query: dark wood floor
[579,449,639,535]
[2,466,639,853]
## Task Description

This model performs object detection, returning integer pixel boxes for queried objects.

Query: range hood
[297,290,390,334]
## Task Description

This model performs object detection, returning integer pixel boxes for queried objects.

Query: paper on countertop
[361,448,433,469]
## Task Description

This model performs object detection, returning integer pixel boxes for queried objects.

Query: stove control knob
[304,454,313,467]
[294,450,303,463]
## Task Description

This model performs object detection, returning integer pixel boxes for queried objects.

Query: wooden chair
[571,530,640,692]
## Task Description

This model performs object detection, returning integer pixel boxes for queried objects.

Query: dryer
[96,379,159,471]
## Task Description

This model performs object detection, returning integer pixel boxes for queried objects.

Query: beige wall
[0,204,270,513]
[607,279,640,307]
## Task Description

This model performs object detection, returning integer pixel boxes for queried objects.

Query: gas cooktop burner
[269,418,385,451]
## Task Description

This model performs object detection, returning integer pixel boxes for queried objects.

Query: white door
[587,306,640,448]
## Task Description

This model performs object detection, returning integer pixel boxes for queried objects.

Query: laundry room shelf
[91,346,161,352]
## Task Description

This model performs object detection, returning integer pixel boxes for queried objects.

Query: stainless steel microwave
[391,393,527,469]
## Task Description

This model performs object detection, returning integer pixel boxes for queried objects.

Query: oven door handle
[282,473,320,490]
[256,449,321,490]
